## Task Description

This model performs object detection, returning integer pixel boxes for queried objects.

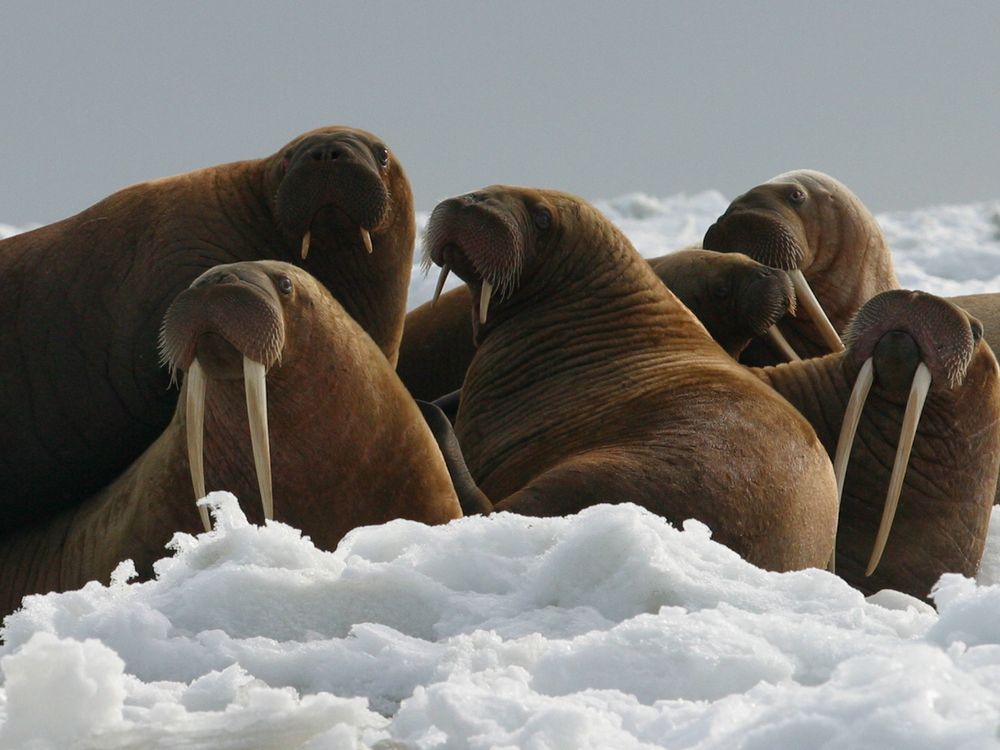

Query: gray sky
[3,1,999,226]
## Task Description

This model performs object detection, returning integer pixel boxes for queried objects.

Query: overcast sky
[3,2,999,226]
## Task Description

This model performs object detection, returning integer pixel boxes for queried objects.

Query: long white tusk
[766,325,802,362]
[361,228,373,254]
[866,361,932,576]
[432,264,450,306]
[185,358,212,533]
[828,357,875,573]
[243,357,274,522]
[789,269,845,353]
[479,281,493,324]
[300,231,311,260]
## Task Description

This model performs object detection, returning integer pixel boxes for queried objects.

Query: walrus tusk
[866,361,932,577]
[789,270,845,353]
[765,325,802,362]
[479,281,493,324]
[361,228,373,254]
[185,358,212,533]
[300,231,311,261]
[828,356,875,572]
[244,357,274,522]
[433,264,450,306]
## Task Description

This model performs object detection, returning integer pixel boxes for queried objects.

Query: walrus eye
[971,319,984,344]
[532,206,552,231]
[789,189,807,205]
[713,282,731,299]
[281,152,292,171]
[374,145,390,168]
[276,275,293,295]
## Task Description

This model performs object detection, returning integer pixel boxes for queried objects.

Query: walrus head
[703,170,878,357]
[266,126,408,262]
[830,289,986,577]
[423,186,564,342]
[159,260,318,532]
[650,249,797,358]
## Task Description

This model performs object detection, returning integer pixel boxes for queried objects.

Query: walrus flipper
[416,399,493,515]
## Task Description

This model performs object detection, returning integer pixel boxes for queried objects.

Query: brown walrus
[702,169,895,363]
[0,261,461,618]
[423,186,839,572]
[0,126,414,525]
[701,169,1000,368]
[398,248,795,402]
[755,290,1000,598]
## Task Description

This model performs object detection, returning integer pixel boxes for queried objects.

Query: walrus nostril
[192,270,241,288]
[308,145,344,162]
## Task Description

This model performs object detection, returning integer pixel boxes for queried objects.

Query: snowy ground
[3,193,1000,749]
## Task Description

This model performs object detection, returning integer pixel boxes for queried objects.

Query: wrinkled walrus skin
[424,186,839,573]
[0,261,461,618]
[399,248,793,401]
[0,126,414,525]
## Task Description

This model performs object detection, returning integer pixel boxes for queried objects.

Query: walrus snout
[742,267,797,337]
[159,265,285,381]
[844,290,978,389]
[704,211,805,271]
[275,131,391,259]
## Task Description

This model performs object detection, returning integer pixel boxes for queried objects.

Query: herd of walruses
[2,125,998,618]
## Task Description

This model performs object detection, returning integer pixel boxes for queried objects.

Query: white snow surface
[4,194,1000,749]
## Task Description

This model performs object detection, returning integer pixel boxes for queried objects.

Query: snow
[4,192,1000,748]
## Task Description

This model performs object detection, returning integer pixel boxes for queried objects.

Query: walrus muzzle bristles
[830,357,932,576]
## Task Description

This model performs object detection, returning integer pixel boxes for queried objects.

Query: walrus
[702,169,895,363]
[758,290,1000,597]
[0,126,414,525]
[423,186,839,572]
[398,248,795,402]
[0,261,461,618]
[701,169,1000,368]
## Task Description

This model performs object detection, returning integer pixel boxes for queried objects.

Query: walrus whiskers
[866,362,932,576]
[790,270,844,352]
[243,357,274,522]
[184,358,212,533]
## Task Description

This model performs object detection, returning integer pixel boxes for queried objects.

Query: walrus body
[0,126,414,524]
[0,262,461,617]
[702,169,1000,522]
[758,291,1000,598]
[398,248,794,402]
[424,186,838,572]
